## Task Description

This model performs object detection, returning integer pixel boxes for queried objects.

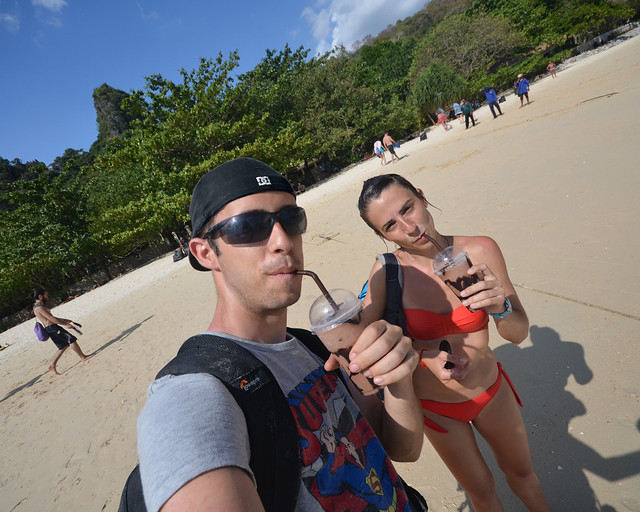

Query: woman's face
[365,183,436,249]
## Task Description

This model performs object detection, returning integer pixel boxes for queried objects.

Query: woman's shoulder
[455,235,502,256]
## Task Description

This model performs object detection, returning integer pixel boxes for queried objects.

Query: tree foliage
[470,0,635,44]
[412,62,468,123]
[411,12,526,80]
[0,169,91,316]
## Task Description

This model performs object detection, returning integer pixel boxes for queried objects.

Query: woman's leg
[424,415,504,512]
[473,378,551,512]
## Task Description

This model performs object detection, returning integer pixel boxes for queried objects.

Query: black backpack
[118,327,427,512]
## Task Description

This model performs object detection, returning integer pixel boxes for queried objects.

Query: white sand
[1,34,639,511]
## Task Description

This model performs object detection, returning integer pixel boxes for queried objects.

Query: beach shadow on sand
[0,316,154,403]
[92,315,154,355]
[0,373,47,404]
[463,325,640,512]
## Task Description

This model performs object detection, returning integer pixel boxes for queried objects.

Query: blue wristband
[488,297,512,319]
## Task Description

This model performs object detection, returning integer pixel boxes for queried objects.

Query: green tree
[411,12,527,80]
[237,45,311,129]
[85,52,308,255]
[293,49,387,164]
[0,169,91,318]
[412,62,468,124]
[351,39,416,99]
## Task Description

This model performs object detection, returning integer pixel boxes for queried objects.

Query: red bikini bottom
[420,362,523,433]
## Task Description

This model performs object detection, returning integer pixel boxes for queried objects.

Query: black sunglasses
[204,206,307,245]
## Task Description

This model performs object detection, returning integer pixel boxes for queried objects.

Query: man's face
[209,191,304,314]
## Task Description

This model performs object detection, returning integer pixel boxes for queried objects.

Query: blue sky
[1,0,425,166]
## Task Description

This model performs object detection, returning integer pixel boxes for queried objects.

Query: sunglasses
[204,206,307,245]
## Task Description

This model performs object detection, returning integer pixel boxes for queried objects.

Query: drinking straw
[425,235,445,251]
[296,270,340,313]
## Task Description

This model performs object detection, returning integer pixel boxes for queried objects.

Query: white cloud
[0,12,19,32]
[137,3,159,22]
[32,0,67,13]
[302,0,425,55]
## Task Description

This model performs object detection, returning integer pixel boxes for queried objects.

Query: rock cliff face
[92,83,136,141]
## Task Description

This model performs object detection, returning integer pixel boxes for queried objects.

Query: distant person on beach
[374,139,387,166]
[461,99,476,129]
[514,74,531,107]
[357,174,551,512]
[547,61,557,78]
[173,247,186,262]
[482,86,503,118]
[179,237,189,254]
[32,288,94,375]
[383,132,401,163]
[437,110,451,131]
[134,158,425,512]
[452,102,463,124]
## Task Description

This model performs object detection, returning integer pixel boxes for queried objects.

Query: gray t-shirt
[137,331,411,512]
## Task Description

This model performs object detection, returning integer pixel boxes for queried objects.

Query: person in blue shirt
[514,74,530,107]
[452,102,463,124]
[481,86,503,118]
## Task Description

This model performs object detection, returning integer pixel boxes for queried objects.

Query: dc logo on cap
[256,176,272,186]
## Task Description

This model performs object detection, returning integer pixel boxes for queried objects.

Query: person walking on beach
[547,61,557,78]
[135,158,425,512]
[453,102,463,124]
[515,74,531,107]
[383,131,401,163]
[374,139,387,166]
[482,86,503,118]
[461,99,476,129]
[32,288,94,375]
[357,174,551,512]
[437,110,451,131]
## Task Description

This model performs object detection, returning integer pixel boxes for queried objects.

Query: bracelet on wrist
[488,297,512,319]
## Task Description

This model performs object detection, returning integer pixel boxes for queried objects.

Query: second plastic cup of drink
[309,288,382,396]
[433,246,480,312]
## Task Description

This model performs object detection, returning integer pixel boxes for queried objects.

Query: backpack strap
[376,253,408,335]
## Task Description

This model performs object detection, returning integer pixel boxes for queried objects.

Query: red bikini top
[405,304,488,340]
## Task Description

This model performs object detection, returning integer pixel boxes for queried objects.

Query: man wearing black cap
[135,158,424,512]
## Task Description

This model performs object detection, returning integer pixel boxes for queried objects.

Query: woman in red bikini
[358,174,550,512]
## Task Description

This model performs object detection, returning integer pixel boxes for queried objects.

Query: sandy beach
[2,34,639,512]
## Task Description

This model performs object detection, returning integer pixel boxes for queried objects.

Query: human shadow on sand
[0,373,47,403]
[91,315,154,355]
[0,316,154,403]
[454,324,640,512]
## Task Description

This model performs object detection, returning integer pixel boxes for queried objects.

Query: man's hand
[324,320,417,387]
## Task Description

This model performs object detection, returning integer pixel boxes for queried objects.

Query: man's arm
[138,374,257,512]
[34,306,72,327]
[161,467,264,512]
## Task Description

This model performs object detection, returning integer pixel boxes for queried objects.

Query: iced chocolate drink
[308,288,382,396]
[433,246,481,312]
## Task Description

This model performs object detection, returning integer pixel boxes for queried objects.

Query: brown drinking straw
[296,270,340,313]
[425,234,445,251]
